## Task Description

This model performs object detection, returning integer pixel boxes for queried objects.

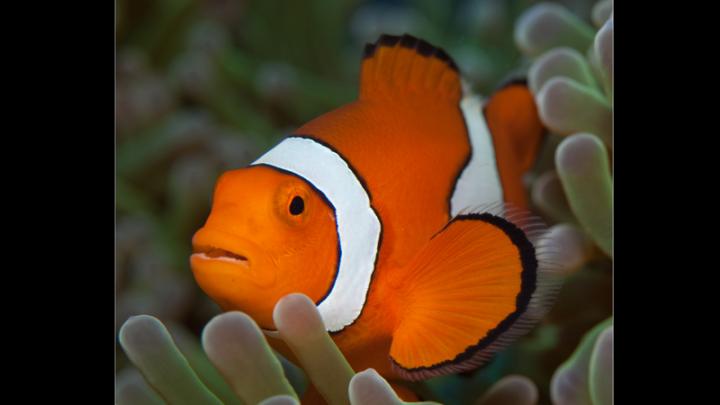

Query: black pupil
[289,196,304,215]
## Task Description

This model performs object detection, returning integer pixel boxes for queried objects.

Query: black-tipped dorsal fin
[359,34,462,103]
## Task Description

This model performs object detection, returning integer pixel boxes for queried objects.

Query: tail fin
[483,80,547,208]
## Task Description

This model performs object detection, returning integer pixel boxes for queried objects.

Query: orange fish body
[191,34,560,395]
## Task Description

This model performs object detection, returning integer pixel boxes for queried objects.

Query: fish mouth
[192,245,249,266]
[190,227,259,270]
[190,226,278,325]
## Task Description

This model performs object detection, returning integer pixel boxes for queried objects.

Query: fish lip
[191,246,250,266]
[190,253,250,268]
[191,227,263,268]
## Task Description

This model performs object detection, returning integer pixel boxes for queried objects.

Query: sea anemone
[550,318,613,405]
[516,0,613,259]
[119,295,612,404]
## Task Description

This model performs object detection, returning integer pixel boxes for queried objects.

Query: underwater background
[116,0,613,403]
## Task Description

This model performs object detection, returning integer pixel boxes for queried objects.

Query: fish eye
[289,195,305,215]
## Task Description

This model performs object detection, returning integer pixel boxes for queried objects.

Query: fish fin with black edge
[360,33,462,104]
[389,204,562,381]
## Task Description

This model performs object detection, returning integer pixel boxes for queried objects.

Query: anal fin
[389,208,561,381]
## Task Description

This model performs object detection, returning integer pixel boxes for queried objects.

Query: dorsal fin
[359,34,462,103]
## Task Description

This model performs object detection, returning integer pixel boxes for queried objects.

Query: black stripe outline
[390,212,538,373]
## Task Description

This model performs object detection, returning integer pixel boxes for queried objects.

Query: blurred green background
[116,1,610,403]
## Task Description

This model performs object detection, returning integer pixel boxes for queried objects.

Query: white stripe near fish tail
[450,95,504,216]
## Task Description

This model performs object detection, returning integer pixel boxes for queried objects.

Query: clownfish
[191,34,561,391]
